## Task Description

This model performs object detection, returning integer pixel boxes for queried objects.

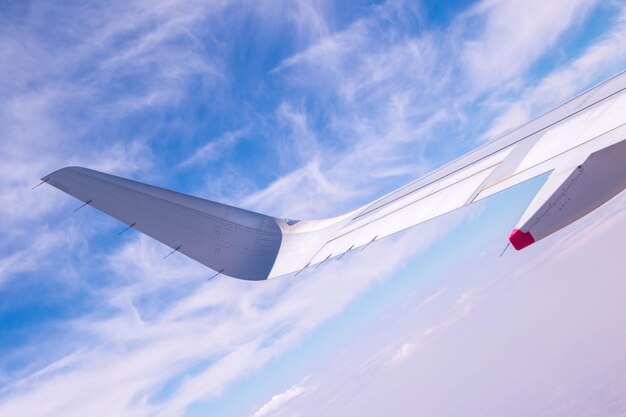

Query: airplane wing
[43,71,626,280]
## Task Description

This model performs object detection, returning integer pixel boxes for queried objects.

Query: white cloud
[250,181,626,416]
[2,1,625,417]
[252,0,619,222]
[461,0,599,91]
[388,343,417,367]
[0,0,233,289]
[179,128,250,169]
[251,378,312,417]
[481,3,626,140]
[0,204,464,417]
[386,286,486,367]
[241,157,359,218]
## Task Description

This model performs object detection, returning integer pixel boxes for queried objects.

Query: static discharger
[295,262,311,277]
[499,242,511,257]
[208,269,225,281]
[118,222,137,235]
[164,245,182,259]
[337,245,354,260]
[315,254,332,269]
[360,236,378,252]
[31,178,50,189]
[73,199,93,212]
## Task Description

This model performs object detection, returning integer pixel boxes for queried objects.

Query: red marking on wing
[509,229,535,250]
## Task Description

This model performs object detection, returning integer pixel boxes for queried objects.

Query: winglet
[508,229,535,250]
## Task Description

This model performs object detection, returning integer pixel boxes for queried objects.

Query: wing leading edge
[44,71,626,280]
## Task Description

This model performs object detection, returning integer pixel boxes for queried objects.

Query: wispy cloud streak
[1,1,626,417]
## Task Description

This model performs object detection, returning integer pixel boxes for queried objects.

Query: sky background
[1,0,625,416]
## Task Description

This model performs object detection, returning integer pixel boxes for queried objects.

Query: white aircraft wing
[43,71,626,280]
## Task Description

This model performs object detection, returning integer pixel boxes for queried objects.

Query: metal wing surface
[44,71,626,280]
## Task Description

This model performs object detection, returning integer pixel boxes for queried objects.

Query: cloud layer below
[1,1,625,416]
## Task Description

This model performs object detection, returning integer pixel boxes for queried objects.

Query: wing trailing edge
[43,70,626,280]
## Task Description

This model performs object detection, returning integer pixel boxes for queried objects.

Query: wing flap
[510,138,626,249]
[301,165,496,266]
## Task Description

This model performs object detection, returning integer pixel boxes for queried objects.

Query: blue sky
[1,1,626,416]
